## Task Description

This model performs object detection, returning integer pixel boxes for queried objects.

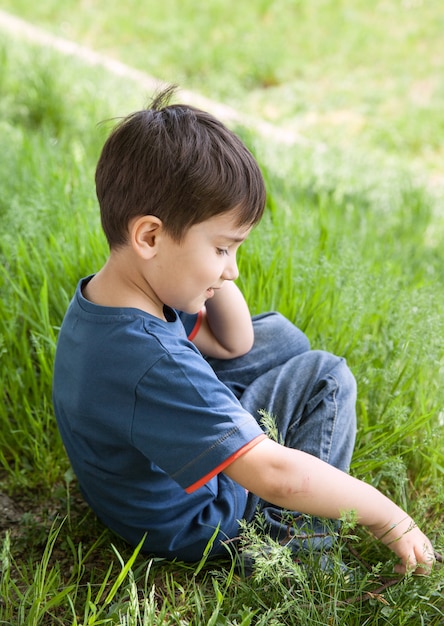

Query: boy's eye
[216,248,229,256]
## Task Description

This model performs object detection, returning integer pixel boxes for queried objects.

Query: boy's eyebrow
[219,233,250,243]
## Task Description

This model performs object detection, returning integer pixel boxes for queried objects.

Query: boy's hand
[193,282,254,359]
[369,515,436,575]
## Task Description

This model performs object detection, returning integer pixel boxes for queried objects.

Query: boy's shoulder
[54,277,208,406]
[58,276,198,361]
[69,276,187,330]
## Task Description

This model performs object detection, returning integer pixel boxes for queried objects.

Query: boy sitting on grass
[52,86,435,574]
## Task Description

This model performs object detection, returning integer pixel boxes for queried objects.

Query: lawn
[1,0,444,188]
[0,3,443,624]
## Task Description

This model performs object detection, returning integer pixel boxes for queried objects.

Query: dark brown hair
[95,86,266,248]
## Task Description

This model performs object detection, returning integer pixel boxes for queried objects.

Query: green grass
[0,19,443,626]
[1,0,444,186]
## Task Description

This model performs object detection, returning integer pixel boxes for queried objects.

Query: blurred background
[1,0,443,190]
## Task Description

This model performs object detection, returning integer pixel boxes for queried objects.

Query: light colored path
[0,9,306,146]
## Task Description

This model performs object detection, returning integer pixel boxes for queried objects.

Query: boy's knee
[252,312,311,355]
[335,356,357,401]
[326,354,357,434]
[328,353,356,389]
[310,350,357,404]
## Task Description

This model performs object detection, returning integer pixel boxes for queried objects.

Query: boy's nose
[222,257,239,281]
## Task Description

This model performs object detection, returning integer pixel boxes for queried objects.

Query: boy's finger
[394,549,436,576]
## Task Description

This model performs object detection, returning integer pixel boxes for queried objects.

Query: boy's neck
[82,252,166,320]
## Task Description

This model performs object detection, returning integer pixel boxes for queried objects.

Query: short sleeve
[131,347,263,491]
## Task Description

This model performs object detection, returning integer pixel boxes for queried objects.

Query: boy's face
[148,209,251,314]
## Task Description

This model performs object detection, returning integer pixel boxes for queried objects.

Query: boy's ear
[130,215,163,259]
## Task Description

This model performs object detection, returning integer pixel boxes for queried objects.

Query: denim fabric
[207,312,357,553]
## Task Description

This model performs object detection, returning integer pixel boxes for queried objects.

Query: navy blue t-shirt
[52,277,264,560]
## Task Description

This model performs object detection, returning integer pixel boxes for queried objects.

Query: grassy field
[1,0,444,190]
[0,3,443,624]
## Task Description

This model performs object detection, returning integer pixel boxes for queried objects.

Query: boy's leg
[239,349,357,549]
[208,311,356,471]
[240,348,357,472]
[208,312,357,550]
[206,312,311,398]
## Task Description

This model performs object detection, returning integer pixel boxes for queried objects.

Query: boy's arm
[223,438,435,574]
[192,281,254,359]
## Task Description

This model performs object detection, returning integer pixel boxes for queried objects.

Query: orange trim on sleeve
[185,433,267,494]
[187,309,203,341]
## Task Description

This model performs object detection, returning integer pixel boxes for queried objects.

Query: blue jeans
[207,312,357,552]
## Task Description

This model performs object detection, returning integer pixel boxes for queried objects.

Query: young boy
[52,86,435,574]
